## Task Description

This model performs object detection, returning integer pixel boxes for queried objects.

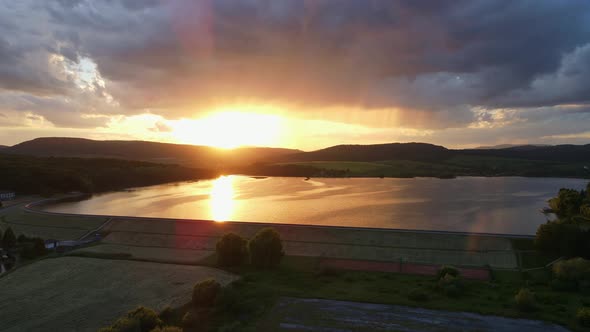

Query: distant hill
[0,145,7,149]
[277,143,451,162]
[274,142,590,163]
[474,144,550,150]
[461,144,590,163]
[3,137,301,168]
[4,138,590,179]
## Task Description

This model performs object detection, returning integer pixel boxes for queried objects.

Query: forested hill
[461,144,590,163]
[277,143,590,163]
[3,137,300,167]
[277,143,451,162]
[266,142,590,179]
[0,154,218,194]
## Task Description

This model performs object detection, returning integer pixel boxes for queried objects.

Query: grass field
[0,207,106,240]
[200,256,590,331]
[70,243,214,264]
[0,256,236,332]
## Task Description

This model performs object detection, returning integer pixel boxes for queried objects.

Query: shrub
[32,237,47,256]
[535,221,589,258]
[126,306,162,332]
[553,257,590,282]
[157,306,175,326]
[110,317,141,332]
[437,273,464,297]
[217,321,244,332]
[215,284,248,316]
[182,311,197,329]
[407,287,430,302]
[2,227,16,249]
[216,233,248,267]
[98,328,116,332]
[550,279,578,292]
[580,280,590,294]
[436,265,460,280]
[514,288,536,312]
[149,327,183,332]
[20,243,36,260]
[248,227,284,268]
[316,266,341,277]
[577,307,590,327]
[192,279,221,307]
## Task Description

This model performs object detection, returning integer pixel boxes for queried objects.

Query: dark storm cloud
[84,1,590,112]
[1,0,590,131]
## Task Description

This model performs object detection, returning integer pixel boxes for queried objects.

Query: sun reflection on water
[209,175,235,221]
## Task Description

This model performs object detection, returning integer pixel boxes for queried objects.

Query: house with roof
[0,190,15,201]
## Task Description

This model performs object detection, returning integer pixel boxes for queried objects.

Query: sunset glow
[172,111,283,149]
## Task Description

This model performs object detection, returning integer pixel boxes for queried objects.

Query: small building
[0,190,15,201]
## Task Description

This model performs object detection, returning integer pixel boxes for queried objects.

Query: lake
[44,176,588,235]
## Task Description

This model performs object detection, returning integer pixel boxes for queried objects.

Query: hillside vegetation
[0,154,218,194]
[3,138,590,179]
[3,137,300,168]
[273,156,590,179]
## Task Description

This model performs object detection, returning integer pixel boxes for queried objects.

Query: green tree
[248,227,284,269]
[216,233,248,267]
[32,237,47,257]
[535,221,589,258]
[550,188,584,218]
[2,227,16,249]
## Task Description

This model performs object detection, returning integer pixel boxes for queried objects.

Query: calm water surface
[45,176,588,235]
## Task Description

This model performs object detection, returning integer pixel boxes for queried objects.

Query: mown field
[88,217,518,268]
[0,257,236,332]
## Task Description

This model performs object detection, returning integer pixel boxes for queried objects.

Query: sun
[171,111,283,148]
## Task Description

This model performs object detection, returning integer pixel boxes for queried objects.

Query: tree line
[0,154,219,195]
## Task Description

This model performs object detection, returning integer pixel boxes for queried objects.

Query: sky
[1,0,590,150]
